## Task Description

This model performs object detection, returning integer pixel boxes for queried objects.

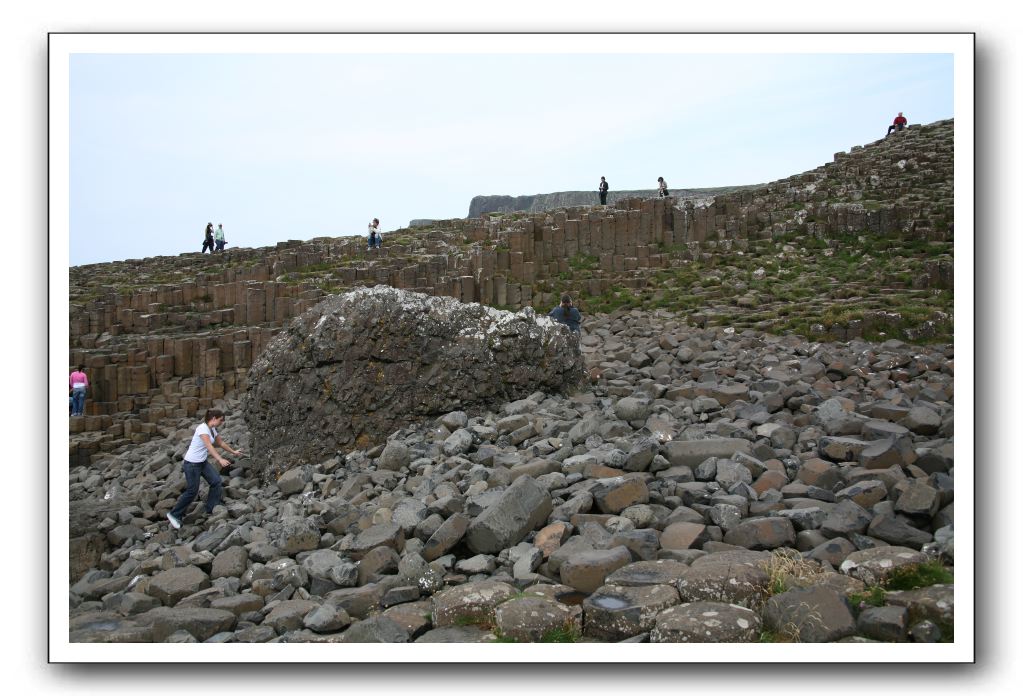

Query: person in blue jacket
[549,293,582,334]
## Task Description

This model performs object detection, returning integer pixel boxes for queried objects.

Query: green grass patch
[540,625,581,643]
[883,559,953,592]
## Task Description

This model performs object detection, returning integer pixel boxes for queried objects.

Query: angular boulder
[466,476,552,554]
[245,287,584,476]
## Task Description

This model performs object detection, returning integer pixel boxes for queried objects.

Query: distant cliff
[467,186,758,218]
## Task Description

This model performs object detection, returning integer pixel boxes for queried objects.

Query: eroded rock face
[245,286,584,476]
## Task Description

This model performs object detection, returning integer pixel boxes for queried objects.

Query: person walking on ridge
[549,293,582,334]
[214,223,226,252]
[886,112,908,136]
[202,222,215,254]
[598,176,609,205]
[69,365,89,416]
[368,218,381,250]
[166,408,243,529]
[657,177,669,198]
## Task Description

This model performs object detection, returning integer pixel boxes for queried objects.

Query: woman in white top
[167,408,243,529]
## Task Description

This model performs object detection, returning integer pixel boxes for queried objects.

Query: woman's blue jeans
[71,387,86,416]
[170,459,223,518]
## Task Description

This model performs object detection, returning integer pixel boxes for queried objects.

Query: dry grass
[765,548,832,595]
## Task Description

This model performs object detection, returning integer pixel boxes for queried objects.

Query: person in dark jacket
[598,176,609,205]
[202,223,215,253]
[549,293,582,334]
[886,112,908,136]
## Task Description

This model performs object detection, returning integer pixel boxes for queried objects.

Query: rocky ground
[68,307,954,644]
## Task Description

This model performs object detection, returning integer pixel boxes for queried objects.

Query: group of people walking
[201,222,227,253]
[596,176,670,205]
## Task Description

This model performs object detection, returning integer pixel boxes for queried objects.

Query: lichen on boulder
[245,286,584,476]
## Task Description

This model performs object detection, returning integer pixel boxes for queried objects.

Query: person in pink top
[69,365,89,416]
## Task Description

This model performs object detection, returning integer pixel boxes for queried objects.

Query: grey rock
[466,476,552,554]
[820,499,873,538]
[651,601,761,643]
[148,566,210,607]
[378,441,411,471]
[340,615,411,643]
[494,596,581,642]
[303,603,352,633]
[662,439,753,469]
[245,287,584,472]
[583,583,680,640]
[763,586,856,642]
[857,605,908,642]
[839,546,929,585]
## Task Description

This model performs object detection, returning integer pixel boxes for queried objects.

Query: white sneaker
[166,512,181,530]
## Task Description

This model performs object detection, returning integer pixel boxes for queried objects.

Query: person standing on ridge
[886,112,908,136]
[202,222,215,254]
[69,364,89,416]
[368,218,381,250]
[166,408,243,529]
[598,176,609,205]
[657,177,669,198]
[214,223,226,252]
[549,293,582,334]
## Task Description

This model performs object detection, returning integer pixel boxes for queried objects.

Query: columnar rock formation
[67,120,953,467]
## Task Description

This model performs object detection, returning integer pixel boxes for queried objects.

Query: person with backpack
[549,293,582,334]
[201,222,215,253]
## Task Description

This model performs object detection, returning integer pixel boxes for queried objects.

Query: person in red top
[887,112,908,136]
[69,365,89,416]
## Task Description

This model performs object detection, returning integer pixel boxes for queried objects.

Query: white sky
[66,40,953,265]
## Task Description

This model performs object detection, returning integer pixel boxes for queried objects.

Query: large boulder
[245,286,584,475]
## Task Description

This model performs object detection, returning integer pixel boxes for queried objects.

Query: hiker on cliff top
[368,218,381,250]
[69,365,89,416]
[886,112,908,136]
[657,177,669,198]
[166,408,243,530]
[598,176,609,205]
[201,222,215,254]
[549,293,582,334]
[214,223,226,252]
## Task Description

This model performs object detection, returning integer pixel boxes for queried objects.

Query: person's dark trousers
[202,240,214,253]
[599,192,607,205]
[170,459,223,518]
[887,124,905,135]
[215,240,225,252]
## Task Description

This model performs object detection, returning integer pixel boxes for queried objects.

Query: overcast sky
[67,41,954,266]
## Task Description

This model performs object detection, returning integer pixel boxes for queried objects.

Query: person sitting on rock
[368,218,381,250]
[166,408,243,530]
[657,176,669,198]
[886,112,908,136]
[549,293,582,334]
